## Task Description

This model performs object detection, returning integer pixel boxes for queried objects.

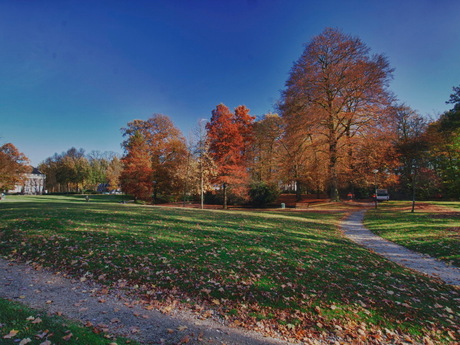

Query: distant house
[9,167,46,195]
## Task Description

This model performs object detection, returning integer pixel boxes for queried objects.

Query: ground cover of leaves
[0,297,138,345]
[1,195,459,344]
[364,201,460,267]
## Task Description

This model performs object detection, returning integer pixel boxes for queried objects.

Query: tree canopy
[280,28,394,200]
[0,143,30,192]
[121,114,188,202]
[206,104,255,208]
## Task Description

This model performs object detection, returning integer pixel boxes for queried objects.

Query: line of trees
[3,28,458,204]
[38,148,122,193]
[119,28,459,205]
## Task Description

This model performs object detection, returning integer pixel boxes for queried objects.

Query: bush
[249,182,280,207]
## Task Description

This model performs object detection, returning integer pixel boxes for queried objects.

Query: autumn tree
[280,28,393,200]
[391,104,432,209]
[120,131,153,200]
[192,119,217,209]
[85,151,120,191]
[425,85,460,198]
[206,104,255,209]
[346,119,400,198]
[121,114,188,202]
[0,143,30,192]
[251,114,284,184]
[106,156,123,192]
[39,148,90,193]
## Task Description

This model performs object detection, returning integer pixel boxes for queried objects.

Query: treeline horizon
[3,28,459,204]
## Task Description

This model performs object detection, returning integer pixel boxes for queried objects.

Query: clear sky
[1,0,459,166]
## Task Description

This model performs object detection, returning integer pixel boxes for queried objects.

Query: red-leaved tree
[206,104,255,208]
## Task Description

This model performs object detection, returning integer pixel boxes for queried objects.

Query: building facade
[9,167,46,195]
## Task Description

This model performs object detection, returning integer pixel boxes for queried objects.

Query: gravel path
[0,259,298,345]
[341,209,460,287]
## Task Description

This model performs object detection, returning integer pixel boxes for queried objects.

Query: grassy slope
[365,201,460,267]
[0,195,459,343]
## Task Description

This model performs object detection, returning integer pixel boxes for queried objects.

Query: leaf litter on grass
[1,196,459,343]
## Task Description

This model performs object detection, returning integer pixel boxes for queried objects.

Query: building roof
[30,167,44,175]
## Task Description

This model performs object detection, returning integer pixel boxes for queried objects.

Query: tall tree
[39,148,89,193]
[106,156,123,192]
[0,143,30,192]
[120,131,153,200]
[86,151,118,191]
[206,104,255,208]
[425,85,460,198]
[251,114,284,184]
[392,104,431,209]
[121,114,188,201]
[193,119,217,209]
[280,28,393,200]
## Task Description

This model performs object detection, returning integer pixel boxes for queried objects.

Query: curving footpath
[341,210,460,287]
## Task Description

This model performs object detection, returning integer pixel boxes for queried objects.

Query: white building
[9,167,46,195]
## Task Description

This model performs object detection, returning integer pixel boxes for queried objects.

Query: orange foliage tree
[120,131,153,200]
[0,143,30,192]
[251,113,284,184]
[121,114,188,202]
[280,28,394,200]
[206,104,255,208]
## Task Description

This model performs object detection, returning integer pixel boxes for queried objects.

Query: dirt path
[341,210,460,287]
[0,258,300,345]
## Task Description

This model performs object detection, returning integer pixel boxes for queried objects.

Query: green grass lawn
[1,195,459,343]
[0,297,137,345]
[365,201,460,267]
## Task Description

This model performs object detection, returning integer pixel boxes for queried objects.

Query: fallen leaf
[177,325,188,331]
[32,317,42,324]
[3,329,19,339]
[19,338,32,345]
[62,332,73,341]
[179,335,190,344]
[35,330,49,339]
[130,327,140,334]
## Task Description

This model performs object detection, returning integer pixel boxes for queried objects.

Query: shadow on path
[341,210,460,287]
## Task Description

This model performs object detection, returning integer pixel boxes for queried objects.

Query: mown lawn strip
[365,201,460,267]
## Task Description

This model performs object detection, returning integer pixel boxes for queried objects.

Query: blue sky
[1,0,459,166]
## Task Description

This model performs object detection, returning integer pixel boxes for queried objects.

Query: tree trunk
[223,183,228,209]
[200,171,204,210]
[296,180,302,202]
[329,139,340,201]
[411,168,417,213]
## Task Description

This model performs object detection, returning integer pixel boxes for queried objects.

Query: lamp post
[373,169,378,209]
